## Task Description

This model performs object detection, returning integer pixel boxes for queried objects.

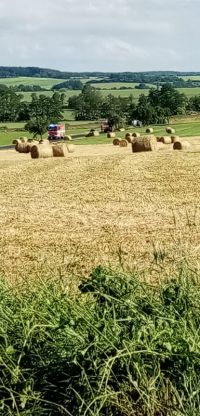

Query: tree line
[68,83,200,126]
[1,83,200,134]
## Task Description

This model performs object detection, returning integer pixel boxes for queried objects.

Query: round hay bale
[173,141,191,151]
[132,135,157,152]
[31,144,53,159]
[113,138,121,146]
[39,139,49,145]
[66,143,75,153]
[146,128,154,134]
[12,138,21,145]
[52,144,68,157]
[26,141,38,152]
[64,135,72,141]
[15,142,30,153]
[119,139,128,147]
[19,136,28,143]
[14,139,22,150]
[125,132,132,139]
[166,127,175,134]
[107,132,116,138]
[171,135,180,144]
[132,132,140,138]
[160,136,172,144]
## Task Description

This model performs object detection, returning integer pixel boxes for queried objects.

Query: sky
[0,0,199,72]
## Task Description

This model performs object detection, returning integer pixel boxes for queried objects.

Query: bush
[1,267,200,415]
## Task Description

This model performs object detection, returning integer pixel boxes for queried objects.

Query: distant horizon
[1,66,200,75]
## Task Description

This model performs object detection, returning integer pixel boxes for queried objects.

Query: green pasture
[0,77,67,89]
[1,118,200,147]
[181,75,200,81]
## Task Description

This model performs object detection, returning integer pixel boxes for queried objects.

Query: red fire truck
[48,124,65,140]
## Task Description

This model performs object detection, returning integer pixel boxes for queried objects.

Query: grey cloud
[0,0,199,71]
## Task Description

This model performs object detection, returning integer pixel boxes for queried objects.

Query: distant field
[1,118,200,146]
[90,82,155,89]
[177,87,200,98]
[0,77,68,89]
[181,75,200,81]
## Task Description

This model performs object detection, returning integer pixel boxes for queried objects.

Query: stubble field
[0,140,200,287]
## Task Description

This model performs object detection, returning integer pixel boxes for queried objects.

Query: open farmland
[0,76,68,89]
[0,141,200,286]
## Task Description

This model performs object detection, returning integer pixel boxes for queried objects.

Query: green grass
[181,75,200,81]
[1,265,200,415]
[1,118,200,146]
[0,77,68,89]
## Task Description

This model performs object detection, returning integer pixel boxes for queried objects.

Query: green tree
[25,117,49,139]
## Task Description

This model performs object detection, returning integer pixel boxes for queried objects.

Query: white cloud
[0,0,199,71]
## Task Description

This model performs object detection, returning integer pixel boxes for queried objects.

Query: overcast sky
[0,0,199,72]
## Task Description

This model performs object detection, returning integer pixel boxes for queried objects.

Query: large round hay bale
[166,127,175,134]
[31,144,53,159]
[173,141,191,151]
[119,139,128,147]
[64,135,72,141]
[113,138,121,146]
[132,135,157,152]
[160,136,172,144]
[19,136,28,143]
[66,143,75,153]
[15,142,30,153]
[171,135,180,144]
[26,141,38,152]
[132,132,140,138]
[107,132,116,138]
[146,128,154,134]
[52,143,68,157]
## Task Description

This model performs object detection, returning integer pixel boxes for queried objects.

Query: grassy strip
[1,266,200,415]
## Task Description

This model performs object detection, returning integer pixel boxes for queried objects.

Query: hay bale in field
[171,135,180,144]
[113,138,121,146]
[64,135,72,141]
[19,136,28,143]
[39,139,49,145]
[13,138,22,148]
[125,132,132,139]
[86,130,99,137]
[119,139,128,147]
[66,143,75,153]
[52,143,68,157]
[15,142,30,153]
[119,128,125,132]
[26,141,38,152]
[107,132,116,138]
[160,136,172,144]
[146,128,154,134]
[173,141,191,151]
[132,135,157,153]
[31,144,53,159]
[132,132,140,138]
[166,127,175,134]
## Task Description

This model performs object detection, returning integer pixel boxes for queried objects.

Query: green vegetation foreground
[1,266,200,415]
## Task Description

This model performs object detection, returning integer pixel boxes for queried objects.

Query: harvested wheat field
[0,140,200,287]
